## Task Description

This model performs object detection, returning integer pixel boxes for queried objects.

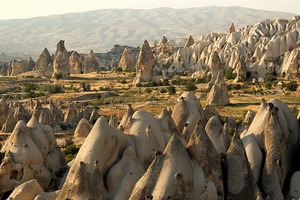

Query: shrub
[265,81,272,90]
[285,81,298,91]
[225,68,236,80]
[160,88,167,93]
[184,79,197,91]
[167,86,176,95]
[120,79,127,84]
[23,83,38,92]
[114,67,123,72]
[53,73,63,81]
[80,82,91,91]
[62,138,79,163]
[145,88,152,93]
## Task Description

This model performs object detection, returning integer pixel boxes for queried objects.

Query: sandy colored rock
[205,116,226,154]
[74,118,92,138]
[262,103,287,200]
[226,131,257,200]
[109,114,118,128]
[118,104,134,131]
[83,50,99,73]
[133,40,154,84]
[69,51,83,74]
[118,48,135,71]
[51,40,70,79]
[229,22,236,33]
[58,117,132,199]
[172,92,206,141]
[129,134,213,199]
[206,70,230,106]
[207,51,223,90]
[35,48,53,76]
[64,104,78,125]
[48,101,63,122]
[1,112,18,133]
[0,118,67,194]
[39,108,54,125]
[0,97,9,129]
[185,34,195,48]
[8,179,43,200]
[187,119,224,199]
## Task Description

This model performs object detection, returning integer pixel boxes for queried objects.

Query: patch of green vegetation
[184,79,197,91]
[0,77,17,81]
[285,81,298,91]
[225,68,236,80]
[80,82,91,91]
[62,138,79,163]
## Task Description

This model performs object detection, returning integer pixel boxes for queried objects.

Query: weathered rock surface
[0,117,67,194]
[83,50,99,73]
[118,48,135,71]
[51,40,70,79]
[35,48,53,76]
[206,70,230,106]
[171,92,206,141]
[133,40,154,84]
[69,51,83,74]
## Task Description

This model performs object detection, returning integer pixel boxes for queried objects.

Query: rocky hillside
[0,6,295,56]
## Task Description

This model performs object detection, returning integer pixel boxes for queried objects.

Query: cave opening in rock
[10,170,18,180]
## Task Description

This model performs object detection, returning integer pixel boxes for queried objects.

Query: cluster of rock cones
[0,92,299,199]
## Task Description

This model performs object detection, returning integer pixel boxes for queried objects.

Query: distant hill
[0,6,296,57]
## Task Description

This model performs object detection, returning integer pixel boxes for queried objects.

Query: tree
[53,73,63,81]
[167,86,176,95]
[285,81,298,91]
[184,80,197,91]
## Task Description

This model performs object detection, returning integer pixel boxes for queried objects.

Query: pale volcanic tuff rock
[206,51,223,90]
[187,119,224,199]
[241,98,300,198]
[8,58,35,76]
[0,97,9,130]
[129,134,218,199]
[184,34,195,48]
[226,131,258,199]
[74,118,92,139]
[162,16,300,79]
[132,40,154,84]
[35,48,53,76]
[206,70,230,106]
[51,40,70,79]
[0,117,67,194]
[118,47,135,71]
[229,22,235,33]
[69,51,83,74]
[83,49,100,73]
[171,92,206,141]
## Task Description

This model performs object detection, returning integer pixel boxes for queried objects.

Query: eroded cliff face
[51,40,70,79]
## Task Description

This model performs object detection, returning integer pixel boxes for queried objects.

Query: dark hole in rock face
[1,190,13,200]
[10,169,18,180]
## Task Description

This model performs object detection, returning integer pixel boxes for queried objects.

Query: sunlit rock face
[133,40,154,84]
[69,51,83,74]
[171,92,206,141]
[0,116,67,194]
[83,49,100,73]
[162,16,300,79]
[118,47,135,71]
[51,40,70,79]
[2,92,300,199]
[206,70,230,106]
[35,48,53,76]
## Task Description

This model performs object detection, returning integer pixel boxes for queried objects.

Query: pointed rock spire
[185,34,195,48]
